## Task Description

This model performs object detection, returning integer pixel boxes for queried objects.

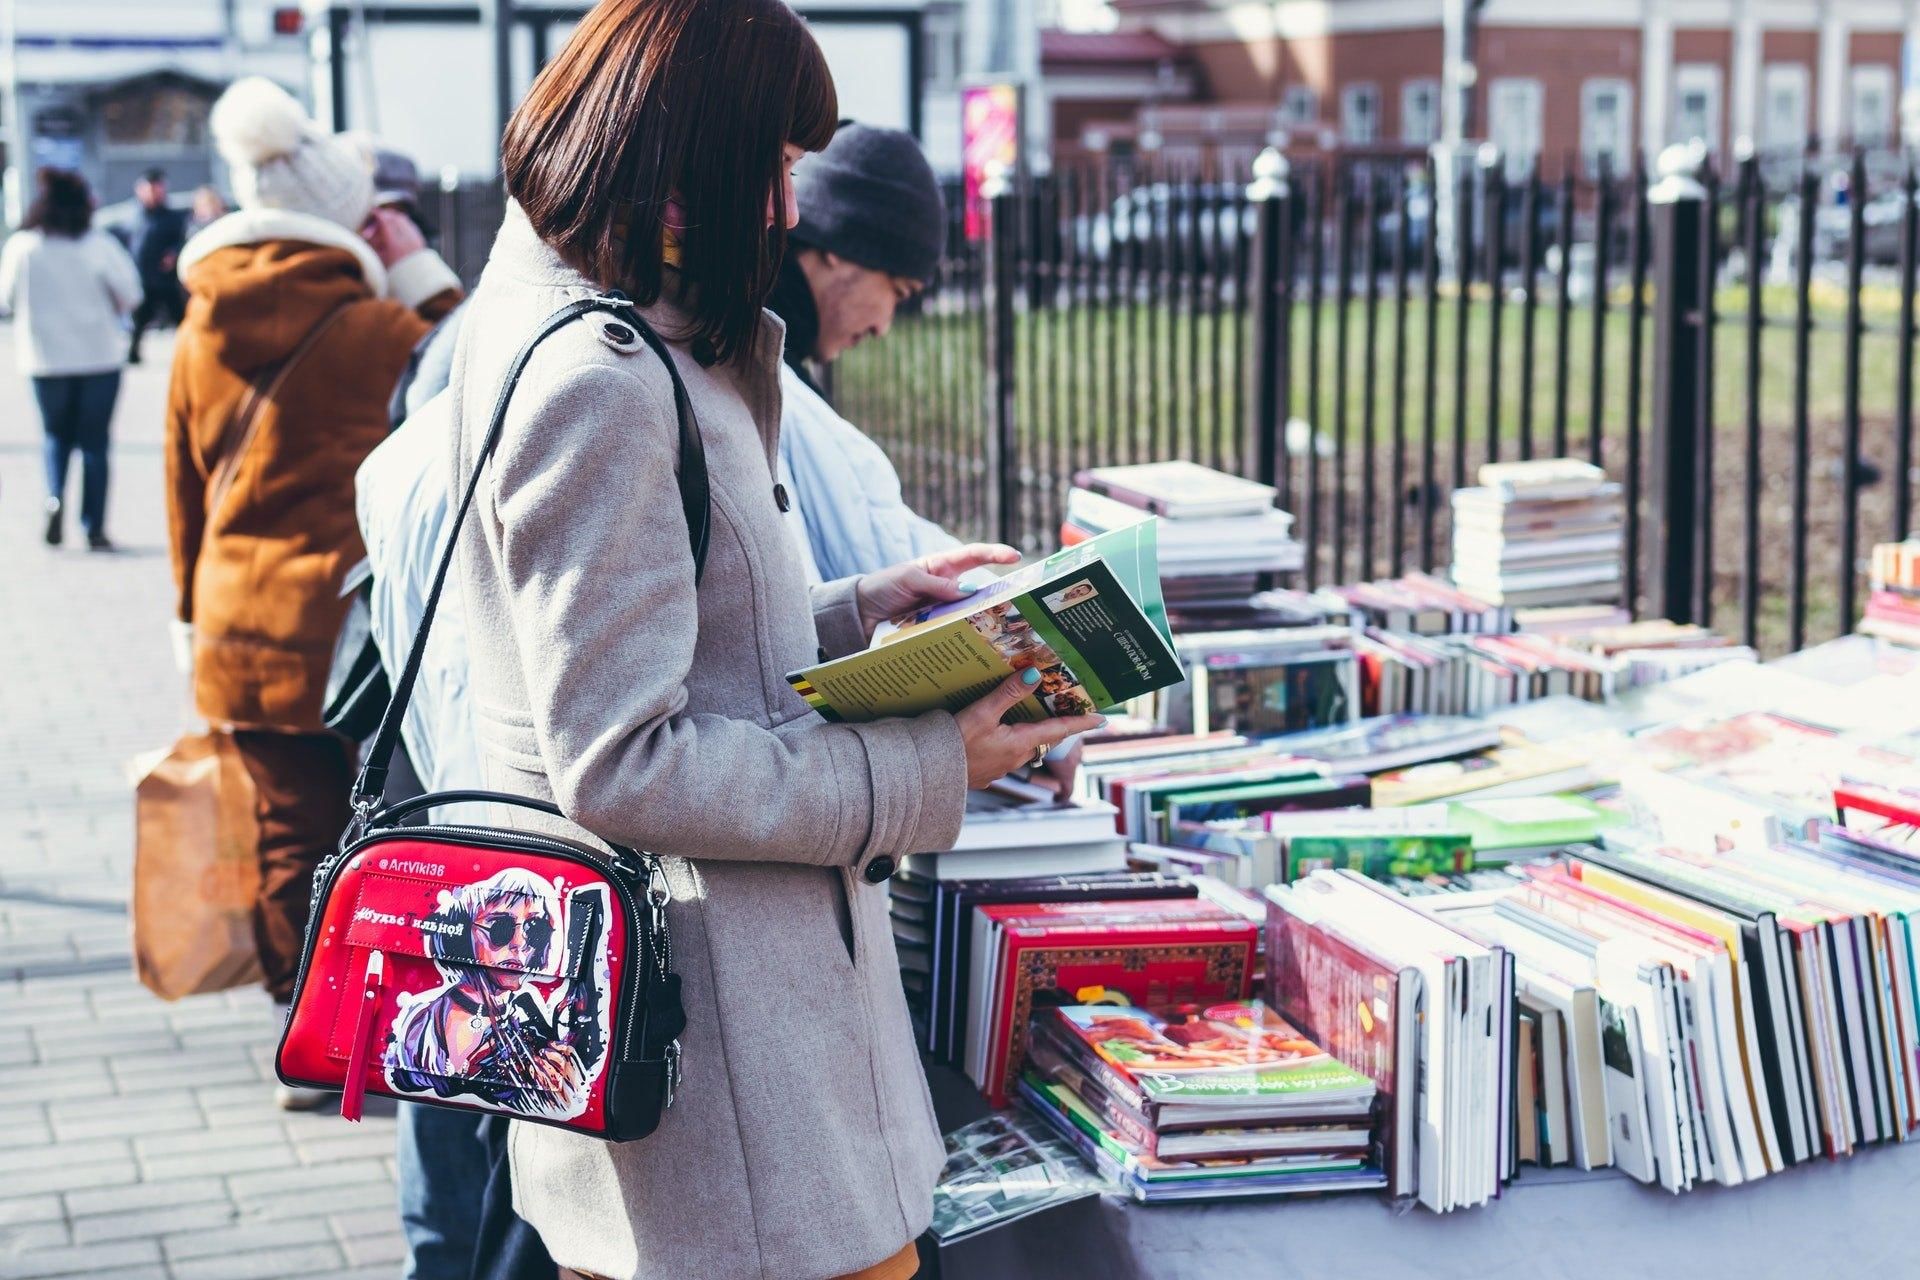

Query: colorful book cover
[1018,1073,1372,1186]
[1281,832,1474,883]
[983,926,1256,1107]
[789,522,1181,724]
[1038,1002,1374,1110]
[1369,740,1586,806]
[1448,794,1624,853]
[1264,899,1410,1190]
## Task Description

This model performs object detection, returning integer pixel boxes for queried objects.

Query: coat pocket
[829,867,859,967]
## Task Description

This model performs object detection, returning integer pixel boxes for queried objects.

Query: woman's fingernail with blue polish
[1021,667,1042,685]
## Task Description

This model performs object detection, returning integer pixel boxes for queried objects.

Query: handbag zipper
[290,826,664,1081]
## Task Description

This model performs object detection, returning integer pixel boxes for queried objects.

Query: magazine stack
[1861,539,1920,647]
[1019,1002,1386,1202]
[1449,459,1625,608]
[1064,461,1304,632]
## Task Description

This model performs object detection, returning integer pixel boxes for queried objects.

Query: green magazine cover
[787,522,1183,724]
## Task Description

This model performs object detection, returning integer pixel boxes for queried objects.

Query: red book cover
[1266,899,1408,1190]
[983,918,1256,1106]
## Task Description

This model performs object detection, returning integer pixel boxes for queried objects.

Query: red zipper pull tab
[341,950,385,1123]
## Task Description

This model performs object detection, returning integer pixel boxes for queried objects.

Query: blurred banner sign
[962,82,1022,240]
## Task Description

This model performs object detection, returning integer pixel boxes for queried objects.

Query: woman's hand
[361,205,427,269]
[854,543,1021,641]
[956,671,1105,791]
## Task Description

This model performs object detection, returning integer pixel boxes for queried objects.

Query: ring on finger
[1028,745,1048,769]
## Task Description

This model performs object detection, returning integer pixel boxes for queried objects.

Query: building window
[1401,78,1439,146]
[1341,83,1380,144]
[1761,63,1809,153]
[1281,84,1319,128]
[1672,63,1721,153]
[1851,64,1895,147]
[1488,78,1544,170]
[1580,78,1632,177]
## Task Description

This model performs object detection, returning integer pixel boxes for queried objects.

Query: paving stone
[141,1141,301,1184]
[160,1215,333,1261]
[0,1220,71,1252]
[0,1160,138,1200]
[341,1227,409,1266]
[0,1238,161,1279]
[65,1176,229,1217]
[326,1206,401,1240]
[226,1157,390,1201]
[69,1201,238,1245]
[234,1180,397,1222]
[167,1243,347,1280]
[0,1195,63,1228]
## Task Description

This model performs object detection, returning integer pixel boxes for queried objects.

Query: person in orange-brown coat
[164,77,461,1109]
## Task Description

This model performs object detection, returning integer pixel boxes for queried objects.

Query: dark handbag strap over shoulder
[349,291,710,814]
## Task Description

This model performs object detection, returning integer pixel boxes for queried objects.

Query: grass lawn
[834,281,1918,655]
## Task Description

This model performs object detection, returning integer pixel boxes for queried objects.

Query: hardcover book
[973,917,1257,1106]
[1033,1002,1375,1122]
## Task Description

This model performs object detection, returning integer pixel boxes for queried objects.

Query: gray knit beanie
[792,122,947,284]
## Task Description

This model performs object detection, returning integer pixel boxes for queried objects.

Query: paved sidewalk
[0,329,407,1280]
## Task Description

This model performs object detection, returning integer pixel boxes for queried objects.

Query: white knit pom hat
[210,76,375,232]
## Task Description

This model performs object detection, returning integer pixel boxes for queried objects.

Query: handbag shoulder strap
[350,291,710,812]
[205,301,352,516]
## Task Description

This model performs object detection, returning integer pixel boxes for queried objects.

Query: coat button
[773,483,791,513]
[594,316,640,352]
[863,856,896,884]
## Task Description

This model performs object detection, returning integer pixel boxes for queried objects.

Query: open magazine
[788,522,1184,724]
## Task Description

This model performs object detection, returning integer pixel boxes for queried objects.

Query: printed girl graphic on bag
[384,868,611,1120]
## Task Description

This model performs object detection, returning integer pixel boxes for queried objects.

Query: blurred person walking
[187,185,229,237]
[127,168,187,365]
[0,168,141,550]
[165,75,461,1109]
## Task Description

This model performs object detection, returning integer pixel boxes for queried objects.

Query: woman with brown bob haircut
[442,2,1102,1278]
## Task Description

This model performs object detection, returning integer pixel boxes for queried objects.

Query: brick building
[1055,0,1918,169]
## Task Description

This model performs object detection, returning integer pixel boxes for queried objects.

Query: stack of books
[901,787,1126,882]
[1861,539,1920,647]
[893,869,1200,1067]
[1544,617,1756,691]
[1449,459,1625,608]
[1320,573,1514,635]
[1265,870,1513,1209]
[1019,1002,1387,1202]
[959,895,1259,1106]
[1353,630,1621,717]
[1063,462,1303,631]
[1088,747,1371,845]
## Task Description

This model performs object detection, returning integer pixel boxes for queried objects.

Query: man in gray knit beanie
[769,120,947,371]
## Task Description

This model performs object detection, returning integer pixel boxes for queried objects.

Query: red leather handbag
[276,294,700,1140]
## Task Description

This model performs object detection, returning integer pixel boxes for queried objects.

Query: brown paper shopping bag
[131,732,264,999]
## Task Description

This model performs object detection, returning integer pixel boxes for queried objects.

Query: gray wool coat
[444,205,965,1280]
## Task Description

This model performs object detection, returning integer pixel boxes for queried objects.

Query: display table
[922,1064,1920,1279]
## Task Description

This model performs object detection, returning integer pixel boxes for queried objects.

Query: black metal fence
[437,146,1920,656]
